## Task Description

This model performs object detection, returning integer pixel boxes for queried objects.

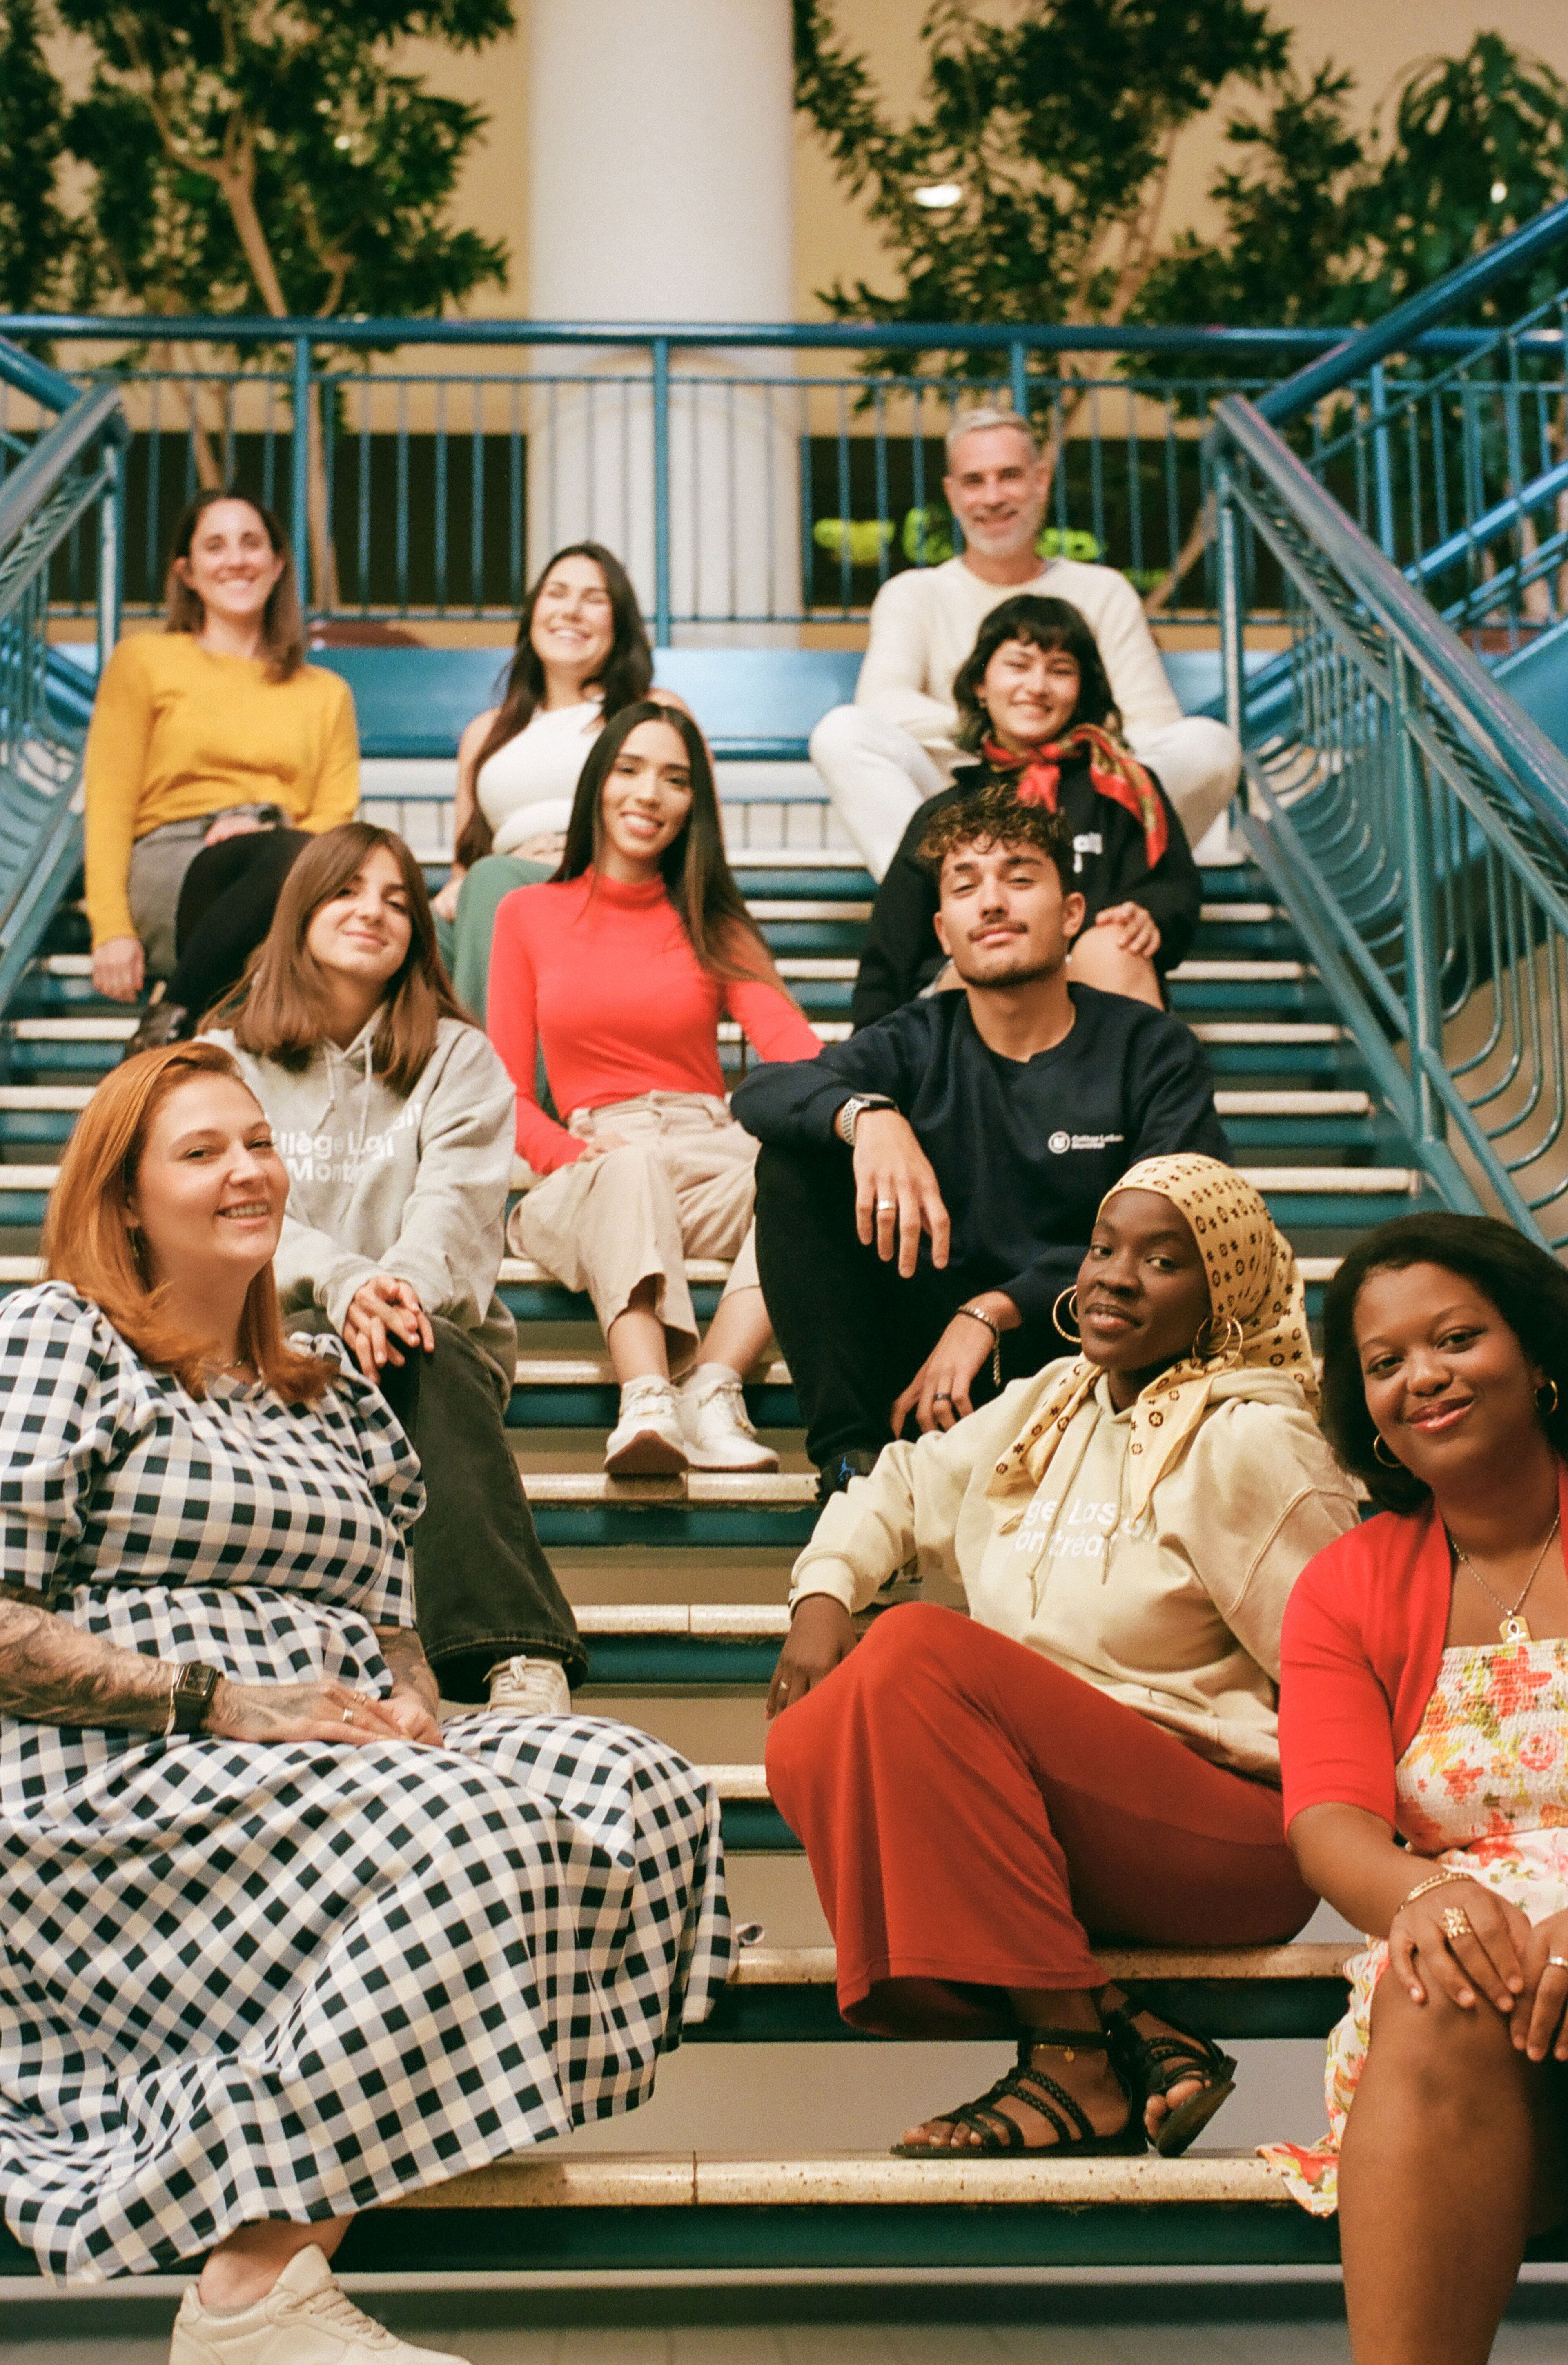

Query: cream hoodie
[792,1360,1360,1778]
[208,1017,517,1391]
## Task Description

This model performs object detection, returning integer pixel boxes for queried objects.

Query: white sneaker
[486,1655,571,1717]
[677,1363,779,1471]
[170,2243,467,2363]
[604,1376,688,1474]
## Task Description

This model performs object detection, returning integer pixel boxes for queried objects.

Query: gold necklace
[1448,1511,1561,1643]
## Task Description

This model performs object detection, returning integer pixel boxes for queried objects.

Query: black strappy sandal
[891,2029,1147,2159]
[1098,1998,1237,2158]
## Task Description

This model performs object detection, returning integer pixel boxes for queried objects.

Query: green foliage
[793,0,1288,368]
[0,0,74,316]
[55,0,513,325]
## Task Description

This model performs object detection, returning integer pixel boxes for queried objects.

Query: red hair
[43,1040,335,1403]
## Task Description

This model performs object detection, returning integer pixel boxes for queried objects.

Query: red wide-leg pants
[764,1602,1314,2035]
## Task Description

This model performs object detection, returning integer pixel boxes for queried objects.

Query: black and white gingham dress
[0,1285,731,2280]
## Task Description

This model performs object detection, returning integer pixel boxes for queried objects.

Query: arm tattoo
[0,1596,172,1732]
[376,1623,440,1713]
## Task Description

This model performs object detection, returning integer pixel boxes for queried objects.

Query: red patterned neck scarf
[982,724,1168,869]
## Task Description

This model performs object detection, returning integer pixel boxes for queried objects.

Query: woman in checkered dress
[0,1042,731,2355]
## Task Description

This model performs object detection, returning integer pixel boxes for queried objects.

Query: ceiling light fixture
[913,182,964,210]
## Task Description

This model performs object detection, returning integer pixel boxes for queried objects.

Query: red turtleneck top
[487,869,821,1172]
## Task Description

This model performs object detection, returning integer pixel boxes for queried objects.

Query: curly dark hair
[915,780,1075,891]
[1320,1211,1568,1512]
[951,594,1117,754]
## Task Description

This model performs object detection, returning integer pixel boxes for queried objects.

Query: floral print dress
[1266,1637,1568,2214]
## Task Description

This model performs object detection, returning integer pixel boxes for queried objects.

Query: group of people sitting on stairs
[0,405,1551,2365]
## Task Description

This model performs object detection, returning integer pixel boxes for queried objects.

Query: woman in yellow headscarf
[765,1155,1360,2162]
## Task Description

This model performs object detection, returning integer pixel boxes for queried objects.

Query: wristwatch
[167,1661,223,1738]
[835,1093,898,1147]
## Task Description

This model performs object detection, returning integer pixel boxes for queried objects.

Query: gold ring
[1442,1905,1472,1942]
[341,1708,353,1725]
[1549,1956,1568,1973]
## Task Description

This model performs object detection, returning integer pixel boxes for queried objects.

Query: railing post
[96,443,121,673]
[1369,361,1397,562]
[652,336,671,646]
[1215,463,1245,742]
[1388,643,1444,1146]
[291,334,312,613]
[1009,339,1028,422]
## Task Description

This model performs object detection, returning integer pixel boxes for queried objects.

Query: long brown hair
[42,1042,335,1404]
[454,541,653,868]
[165,488,305,683]
[220,823,468,1096]
[557,701,780,986]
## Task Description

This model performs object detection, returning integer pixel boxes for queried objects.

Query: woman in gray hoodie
[206,821,585,1713]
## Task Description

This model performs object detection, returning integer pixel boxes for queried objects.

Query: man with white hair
[810,409,1241,879]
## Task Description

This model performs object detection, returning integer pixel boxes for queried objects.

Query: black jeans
[295,1310,586,1701]
[169,826,310,1020]
[753,1142,1056,1469]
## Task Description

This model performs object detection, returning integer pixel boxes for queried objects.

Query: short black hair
[916,781,1074,893]
[951,594,1117,754]
[1320,1211,1568,1512]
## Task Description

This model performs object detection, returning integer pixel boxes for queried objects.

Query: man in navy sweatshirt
[732,781,1230,1499]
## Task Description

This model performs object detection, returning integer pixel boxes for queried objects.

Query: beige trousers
[508,1092,761,1362]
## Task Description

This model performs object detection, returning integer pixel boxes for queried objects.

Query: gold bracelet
[1402,1868,1468,1908]
[956,1303,1003,1388]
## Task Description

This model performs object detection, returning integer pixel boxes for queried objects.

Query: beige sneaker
[170,2243,467,2364]
[676,1364,778,1470]
[604,1376,688,1474]
[486,1654,571,1717]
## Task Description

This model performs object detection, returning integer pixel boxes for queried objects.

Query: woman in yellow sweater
[84,491,359,1045]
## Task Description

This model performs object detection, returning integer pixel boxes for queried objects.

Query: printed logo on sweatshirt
[276,1097,425,1186]
[1013,1492,1117,1564]
[1070,830,1103,875]
[1047,1130,1125,1154]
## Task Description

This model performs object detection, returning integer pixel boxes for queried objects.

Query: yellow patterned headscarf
[989,1154,1315,1518]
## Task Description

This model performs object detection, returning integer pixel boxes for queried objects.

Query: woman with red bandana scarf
[851,594,1202,1027]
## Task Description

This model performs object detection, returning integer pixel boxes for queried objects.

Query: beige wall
[405,2,1568,321]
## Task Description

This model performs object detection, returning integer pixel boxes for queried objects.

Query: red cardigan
[1278,1463,1568,1832]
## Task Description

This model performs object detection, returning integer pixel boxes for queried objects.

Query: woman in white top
[433,541,655,1021]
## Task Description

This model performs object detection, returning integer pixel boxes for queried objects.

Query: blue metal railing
[2,311,1562,642]
[0,339,125,1011]
[1209,200,1568,1248]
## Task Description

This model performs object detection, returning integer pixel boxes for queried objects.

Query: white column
[526,0,800,639]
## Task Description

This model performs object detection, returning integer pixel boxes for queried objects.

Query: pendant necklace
[1448,1510,1561,1643]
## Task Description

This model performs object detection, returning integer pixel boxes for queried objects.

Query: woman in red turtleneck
[488,701,819,1476]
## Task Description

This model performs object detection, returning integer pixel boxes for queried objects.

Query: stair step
[771,956,1314,988]
[1192,1021,1344,1042]
[748,900,871,923]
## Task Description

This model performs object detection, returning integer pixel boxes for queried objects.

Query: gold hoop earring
[1195,1311,1243,1363]
[1052,1288,1080,1343]
[1538,1378,1561,1418]
[1372,1432,1400,1468]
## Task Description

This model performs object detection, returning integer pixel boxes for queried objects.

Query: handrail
[1257,197,1568,425]
[0,336,80,414]
[0,381,125,550]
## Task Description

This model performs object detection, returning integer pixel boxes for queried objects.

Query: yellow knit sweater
[82,633,360,946]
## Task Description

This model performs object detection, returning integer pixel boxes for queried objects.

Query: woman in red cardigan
[1272,1211,1568,2365]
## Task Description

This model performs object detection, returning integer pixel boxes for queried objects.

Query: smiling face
[980,637,1081,750]
[933,834,1084,990]
[1076,1188,1214,1403]
[173,498,285,633]
[597,717,695,876]
[126,1073,287,1299]
[944,424,1049,563]
[529,550,615,686]
[303,844,413,1001]
[1353,1259,1546,1494]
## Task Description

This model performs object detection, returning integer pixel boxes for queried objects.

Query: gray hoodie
[207,1017,517,1390]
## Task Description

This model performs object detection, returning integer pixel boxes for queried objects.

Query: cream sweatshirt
[791,1363,1360,1778]
[855,556,1185,769]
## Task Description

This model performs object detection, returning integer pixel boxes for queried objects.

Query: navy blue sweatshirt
[732,984,1230,1326]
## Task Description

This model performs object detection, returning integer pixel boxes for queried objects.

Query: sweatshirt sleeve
[1125,1011,1231,1165]
[788,1383,1030,1612]
[1085,571,1185,739]
[730,1015,917,1147]
[486,890,585,1174]
[851,808,944,1028]
[1278,1532,1400,1833]
[725,978,822,1064]
[298,673,361,832]
[1181,1402,1363,1682]
[853,573,961,750]
[82,639,156,947]
[373,1029,512,1330]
